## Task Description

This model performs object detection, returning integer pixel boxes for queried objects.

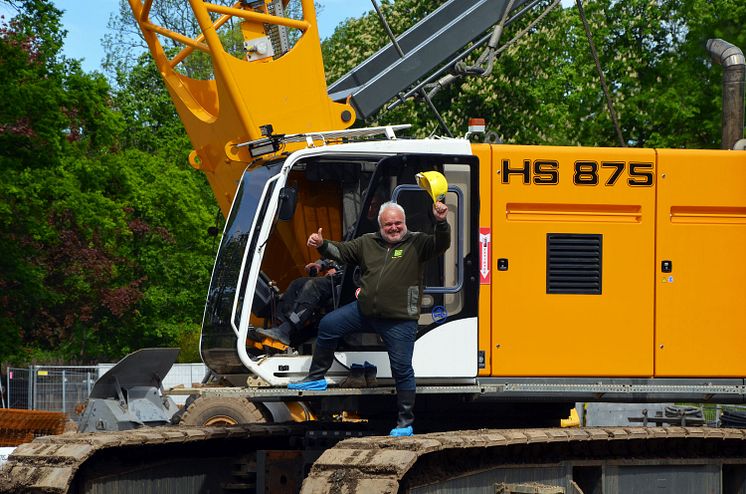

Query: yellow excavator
[3,1,746,492]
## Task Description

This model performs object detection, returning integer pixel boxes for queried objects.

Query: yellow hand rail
[204,2,310,31]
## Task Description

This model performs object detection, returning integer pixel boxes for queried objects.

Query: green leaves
[0,1,217,364]
[322,0,744,147]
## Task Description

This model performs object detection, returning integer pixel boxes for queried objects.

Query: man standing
[288,200,450,437]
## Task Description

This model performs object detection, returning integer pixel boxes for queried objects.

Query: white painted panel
[412,318,478,377]
[336,318,478,379]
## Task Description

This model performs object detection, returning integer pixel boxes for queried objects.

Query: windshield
[201,162,283,374]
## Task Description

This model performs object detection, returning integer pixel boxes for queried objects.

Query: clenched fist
[433,201,448,222]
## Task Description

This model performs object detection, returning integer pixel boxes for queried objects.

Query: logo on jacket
[392,249,403,258]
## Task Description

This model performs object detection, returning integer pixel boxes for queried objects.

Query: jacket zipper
[373,245,391,315]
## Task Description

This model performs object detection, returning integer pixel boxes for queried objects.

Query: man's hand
[305,261,336,277]
[433,201,448,222]
[305,262,322,274]
[307,228,324,248]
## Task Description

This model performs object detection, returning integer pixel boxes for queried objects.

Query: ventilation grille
[546,234,602,294]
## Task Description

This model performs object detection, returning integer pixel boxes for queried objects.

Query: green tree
[0,0,126,361]
[322,0,746,147]
[113,52,190,158]
[0,0,218,364]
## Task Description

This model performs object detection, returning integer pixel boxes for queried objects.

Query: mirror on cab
[277,186,298,221]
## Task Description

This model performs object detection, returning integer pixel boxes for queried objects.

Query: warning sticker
[479,227,491,284]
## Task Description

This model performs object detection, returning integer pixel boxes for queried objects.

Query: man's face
[379,208,407,244]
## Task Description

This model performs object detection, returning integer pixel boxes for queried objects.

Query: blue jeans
[317,301,417,391]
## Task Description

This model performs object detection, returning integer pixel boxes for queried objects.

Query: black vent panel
[546,233,602,294]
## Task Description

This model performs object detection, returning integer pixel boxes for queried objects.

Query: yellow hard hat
[416,171,448,203]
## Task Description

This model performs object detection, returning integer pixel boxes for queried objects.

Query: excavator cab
[199,138,481,389]
[245,159,377,352]
[248,152,476,353]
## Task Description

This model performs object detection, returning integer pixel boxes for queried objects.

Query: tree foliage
[0,0,217,364]
[322,0,746,147]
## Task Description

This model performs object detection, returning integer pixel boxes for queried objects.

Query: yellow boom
[127,0,356,214]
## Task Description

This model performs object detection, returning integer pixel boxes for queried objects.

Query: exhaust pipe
[706,39,745,150]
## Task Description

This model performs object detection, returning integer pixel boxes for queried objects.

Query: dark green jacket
[318,221,451,320]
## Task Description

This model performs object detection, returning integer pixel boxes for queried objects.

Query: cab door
[338,153,481,379]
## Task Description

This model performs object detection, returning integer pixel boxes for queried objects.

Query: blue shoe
[288,378,327,391]
[389,425,413,437]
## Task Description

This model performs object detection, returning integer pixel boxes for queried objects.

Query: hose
[721,409,746,428]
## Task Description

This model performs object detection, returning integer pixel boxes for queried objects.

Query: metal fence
[5,366,98,417]
[3,363,207,419]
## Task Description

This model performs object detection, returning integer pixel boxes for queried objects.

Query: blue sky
[1,0,374,73]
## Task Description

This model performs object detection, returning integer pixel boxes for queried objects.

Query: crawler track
[3,426,746,493]
[1,424,311,493]
[303,427,746,493]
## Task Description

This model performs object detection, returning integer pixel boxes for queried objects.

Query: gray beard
[381,228,407,244]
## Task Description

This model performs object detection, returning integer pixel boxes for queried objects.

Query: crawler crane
[3,1,746,492]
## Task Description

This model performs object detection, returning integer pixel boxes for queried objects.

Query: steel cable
[575,0,626,146]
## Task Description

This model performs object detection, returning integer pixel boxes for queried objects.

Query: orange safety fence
[0,409,67,447]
